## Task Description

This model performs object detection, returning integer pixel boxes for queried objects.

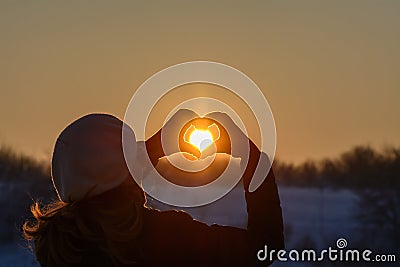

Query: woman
[23,111,284,266]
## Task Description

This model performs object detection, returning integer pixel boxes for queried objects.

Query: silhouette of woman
[23,111,284,267]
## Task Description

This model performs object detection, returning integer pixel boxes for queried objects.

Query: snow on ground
[0,187,381,266]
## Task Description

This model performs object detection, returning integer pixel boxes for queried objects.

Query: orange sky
[1,1,399,164]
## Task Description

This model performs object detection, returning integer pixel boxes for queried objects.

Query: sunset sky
[1,0,399,164]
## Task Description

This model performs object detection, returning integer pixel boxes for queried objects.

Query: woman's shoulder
[143,206,194,224]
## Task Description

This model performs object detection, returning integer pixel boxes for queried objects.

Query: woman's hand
[205,112,253,159]
[144,109,199,166]
[205,112,269,192]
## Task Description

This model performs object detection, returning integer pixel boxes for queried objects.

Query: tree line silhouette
[274,145,400,190]
[1,144,399,245]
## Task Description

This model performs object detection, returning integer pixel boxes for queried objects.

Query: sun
[183,123,220,153]
[189,129,214,152]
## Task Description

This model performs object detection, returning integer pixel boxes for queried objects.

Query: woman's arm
[140,110,284,266]
[141,156,283,266]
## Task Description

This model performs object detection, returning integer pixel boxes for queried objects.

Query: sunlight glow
[189,129,214,152]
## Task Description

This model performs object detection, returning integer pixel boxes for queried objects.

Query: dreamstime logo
[122,61,276,207]
[336,238,347,249]
[257,238,397,263]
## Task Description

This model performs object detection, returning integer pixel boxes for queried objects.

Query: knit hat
[51,113,137,202]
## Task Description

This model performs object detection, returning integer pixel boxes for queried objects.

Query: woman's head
[23,113,146,266]
[51,113,138,202]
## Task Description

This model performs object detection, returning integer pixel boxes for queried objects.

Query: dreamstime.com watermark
[257,238,397,263]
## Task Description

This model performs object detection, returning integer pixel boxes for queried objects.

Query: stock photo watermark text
[257,238,397,263]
